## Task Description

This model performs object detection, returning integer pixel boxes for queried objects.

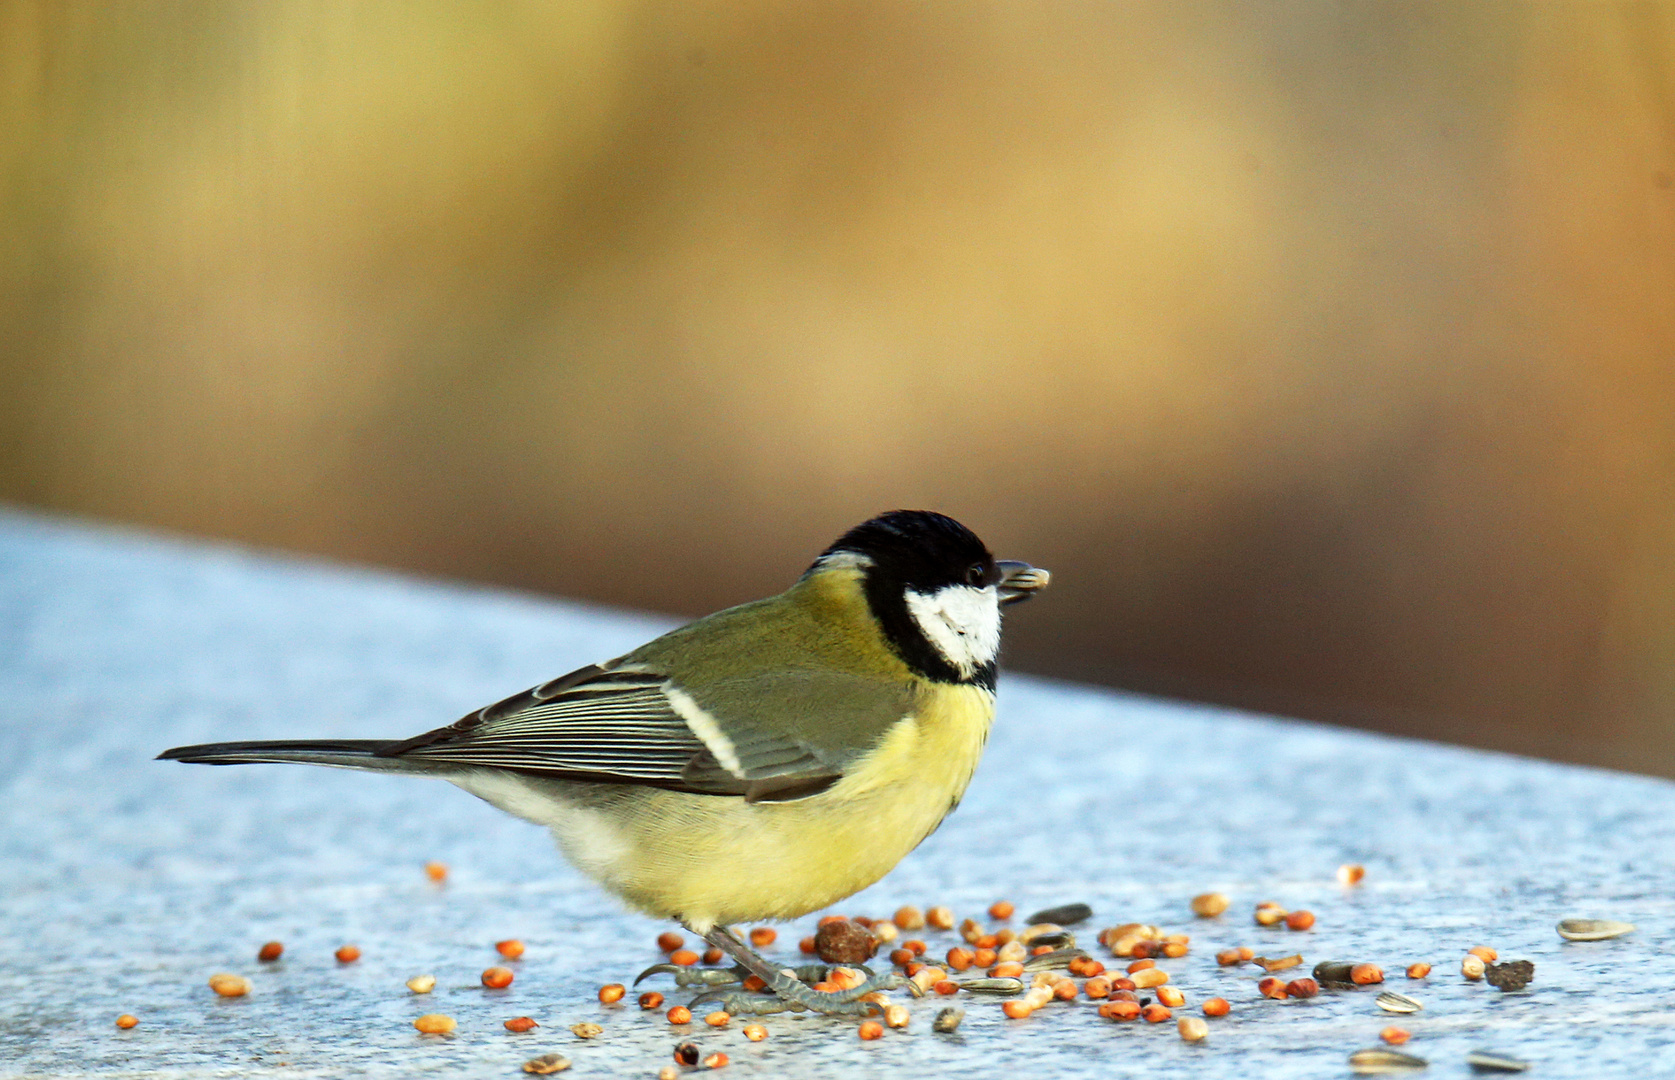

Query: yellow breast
[549,680,997,930]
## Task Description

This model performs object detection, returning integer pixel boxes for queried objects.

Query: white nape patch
[664,684,743,777]
[447,770,631,882]
[811,550,875,573]
[904,584,1001,677]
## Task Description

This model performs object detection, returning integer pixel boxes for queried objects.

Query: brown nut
[815,919,879,965]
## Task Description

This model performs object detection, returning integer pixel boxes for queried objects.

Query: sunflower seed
[1350,1048,1428,1073]
[1314,960,1357,983]
[1556,918,1636,941]
[1465,1050,1529,1072]
[932,1006,964,1033]
[1025,903,1093,926]
[1376,991,1423,1014]
[1021,947,1087,971]
[960,977,1025,994]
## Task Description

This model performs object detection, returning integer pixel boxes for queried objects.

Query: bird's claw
[633,963,748,988]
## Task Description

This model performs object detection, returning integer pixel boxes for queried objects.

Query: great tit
[160,509,1048,1015]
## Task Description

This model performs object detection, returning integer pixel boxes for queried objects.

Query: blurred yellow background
[4,3,1673,774]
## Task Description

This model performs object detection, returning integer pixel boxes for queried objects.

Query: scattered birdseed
[883,1004,911,1028]
[1467,946,1497,963]
[115,1014,138,1029]
[598,984,625,1004]
[482,967,515,989]
[1286,910,1316,931]
[926,906,956,931]
[858,1020,884,1039]
[657,931,685,953]
[569,1022,602,1039]
[335,945,360,963]
[1258,977,1289,1000]
[1202,997,1230,1017]
[1216,949,1246,967]
[933,979,959,995]
[1377,992,1423,1013]
[932,1007,964,1033]
[667,1006,692,1025]
[406,975,436,994]
[1141,1004,1172,1023]
[639,991,664,1010]
[424,861,448,882]
[703,1051,729,1068]
[704,1012,730,1027]
[1406,963,1431,979]
[521,1053,570,1075]
[1191,892,1230,918]
[1285,978,1320,999]
[674,1042,700,1066]
[1352,964,1385,985]
[743,1023,768,1041]
[1556,918,1635,941]
[1001,1000,1033,1019]
[208,974,250,998]
[504,1017,539,1033]
[894,906,926,931]
[413,1014,455,1034]
[872,921,899,943]
[1461,955,1486,980]
[1381,1027,1411,1045]
[702,948,723,964]
[1157,986,1186,1008]
[1483,961,1534,992]
[1313,961,1356,984]
[1464,1050,1530,1073]
[1178,1016,1209,1041]
[1254,902,1288,926]
[1255,955,1303,973]
[257,941,283,962]
[990,901,1015,920]
[497,940,526,960]
[962,977,1024,994]
[1338,864,1365,886]
[1104,999,1142,1020]
[1348,1047,1427,1073]
[669,949,699,967]
[1130,968,1169,989]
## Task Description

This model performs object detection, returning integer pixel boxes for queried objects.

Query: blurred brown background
[4,3,1674,775]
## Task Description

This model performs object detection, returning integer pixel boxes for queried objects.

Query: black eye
[965,563,987,587]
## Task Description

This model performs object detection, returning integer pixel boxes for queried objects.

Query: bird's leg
[685,924,913,1017]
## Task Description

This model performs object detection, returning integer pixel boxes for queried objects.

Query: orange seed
[1351,963,1384,985]
[481,967,515,989]
[667,1005,692,1024]
[335,945,361,963]
[496,939,525,960]
[749,927,777,948]
[504,1016,538,1032]
[257,941,283,962]
[703,1052,728,1069]
[1285,910,1315,932]
[115,1014,139,1029]
[1157,986,1185,1007]
[1002,1000,1033,1019]
[669,949,699,967]
[926,906,955,931]
[639,991,664,1010]
[657,931,685,953]
[858,1020,884,1039]
[598,983,625,1004]
[1406,962,1431,979]
[1381,1026,1411,1045]
[424,861,448,882]
[1202,997,1231,1017]
[704,1011,730,1027]
[743,1023,768,1041]
[702,948,723,965]
[208,973,250,997]
[1141,1004,1172,1023]
[413,1014,455,1034]
[989,900,1015,920]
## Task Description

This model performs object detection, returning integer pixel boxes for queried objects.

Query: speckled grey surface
[3,508,1672,1079]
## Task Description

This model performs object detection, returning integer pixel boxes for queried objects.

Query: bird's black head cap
[814,509,1000,687]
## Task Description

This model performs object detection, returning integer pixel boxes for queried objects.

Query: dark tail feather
[157,739,428,771]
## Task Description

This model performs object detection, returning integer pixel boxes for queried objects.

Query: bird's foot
[688,966,912,1016]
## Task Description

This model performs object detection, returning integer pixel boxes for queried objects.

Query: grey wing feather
[376,664,716,787]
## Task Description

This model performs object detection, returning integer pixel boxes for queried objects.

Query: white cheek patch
[904,585,1001,677]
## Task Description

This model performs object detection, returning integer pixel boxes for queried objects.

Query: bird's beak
[996,560,1050,605]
